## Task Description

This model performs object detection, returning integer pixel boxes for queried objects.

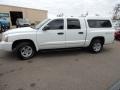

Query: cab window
[43,19,64,30]
[88,20,112,28]
[67,19,81,29]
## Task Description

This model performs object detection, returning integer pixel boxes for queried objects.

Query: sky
[0,0,120,17]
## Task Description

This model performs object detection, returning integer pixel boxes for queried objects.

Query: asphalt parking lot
[0,39,120,90]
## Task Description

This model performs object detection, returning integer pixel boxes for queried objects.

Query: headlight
[2,34,8,42]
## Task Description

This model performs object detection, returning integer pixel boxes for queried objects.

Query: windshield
[35,19,50,29]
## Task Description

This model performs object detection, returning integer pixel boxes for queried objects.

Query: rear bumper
[0,41,12,51]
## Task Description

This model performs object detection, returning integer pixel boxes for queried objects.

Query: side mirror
[43,25,50,31]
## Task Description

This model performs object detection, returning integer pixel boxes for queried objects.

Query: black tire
[89,39,103,53]
[13,42,35,60]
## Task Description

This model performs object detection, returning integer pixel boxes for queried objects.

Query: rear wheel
[89,39,103,53]
[13,42,35,60]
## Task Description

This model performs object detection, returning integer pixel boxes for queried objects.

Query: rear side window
[88,20,112,28]
[46,19,64,30]
[67,19,81,29]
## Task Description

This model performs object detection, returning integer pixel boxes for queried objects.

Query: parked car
[115,28,120,40]
[16,18,30,28]
[0,17,10,32]
[0,17,115,60]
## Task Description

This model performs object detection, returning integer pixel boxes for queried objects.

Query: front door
[37,19,66,50]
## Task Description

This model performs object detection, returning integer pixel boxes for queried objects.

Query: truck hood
[4,27,36,35]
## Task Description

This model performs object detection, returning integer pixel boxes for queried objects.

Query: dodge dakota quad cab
[0,17,115,60]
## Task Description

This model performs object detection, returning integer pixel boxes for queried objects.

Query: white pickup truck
[0,17,115,60]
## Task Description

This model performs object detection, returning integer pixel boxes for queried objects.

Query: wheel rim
[20,46,33,58]
[93,42,102,52]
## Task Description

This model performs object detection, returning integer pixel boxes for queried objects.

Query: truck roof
[49,16,111,20]
[85,16,111,20]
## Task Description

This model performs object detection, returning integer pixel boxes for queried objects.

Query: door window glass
[44,19,64,30]
[67,19,81,29]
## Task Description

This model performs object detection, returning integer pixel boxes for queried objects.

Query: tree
[113,4,120,20]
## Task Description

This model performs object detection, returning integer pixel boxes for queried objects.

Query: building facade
[0,5,48,28]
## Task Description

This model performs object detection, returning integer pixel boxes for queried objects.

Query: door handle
[57,32,64,35]
[78,32,83,34]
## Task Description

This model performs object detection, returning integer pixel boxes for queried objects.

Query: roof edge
[0,4,48,12]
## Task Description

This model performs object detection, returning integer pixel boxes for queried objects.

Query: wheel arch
[12,39,37,51]
[90,36,105,45]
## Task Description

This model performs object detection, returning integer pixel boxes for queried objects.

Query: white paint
[0,17,115,51]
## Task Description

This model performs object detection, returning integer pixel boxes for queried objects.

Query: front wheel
[89,39,103,53]
[13,42,35,60]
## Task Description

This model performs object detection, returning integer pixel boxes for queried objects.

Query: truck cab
[36,18,87,49]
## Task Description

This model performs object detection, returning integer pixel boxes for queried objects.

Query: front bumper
[0,41,12,51]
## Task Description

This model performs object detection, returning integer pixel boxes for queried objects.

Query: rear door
[66,18,87,47]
